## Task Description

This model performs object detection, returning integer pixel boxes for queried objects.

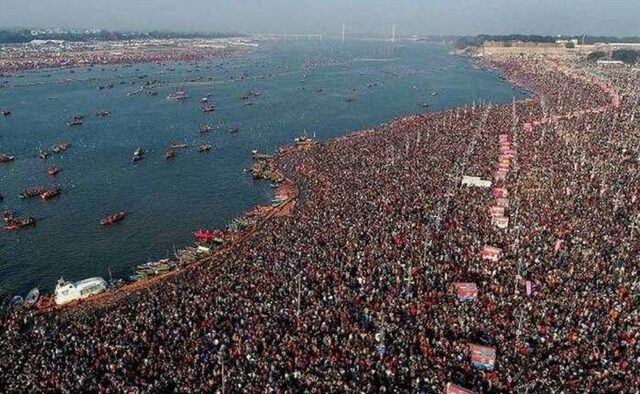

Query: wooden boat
[4,216,36,230]
[39,187,61,201]
[0,154,15,163]
[101,211,125,226]
[47,166,60,176]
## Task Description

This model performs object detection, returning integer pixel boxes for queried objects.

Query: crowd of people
[0,54,638,392]
[0,39,245,74]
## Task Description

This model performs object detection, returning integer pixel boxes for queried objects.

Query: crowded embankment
[0,53,638,392]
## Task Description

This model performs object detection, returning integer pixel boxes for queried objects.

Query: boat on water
[170,143,188,149]
[38,149,49,160]
[3,207,14,221]
[135,259,174,277]
[164,149,176,160]
[54,277,106,305]
[198,144,212,153]
[47,166,60,176]
[52,141,69,153]
[10,296,23,307]
[4,216,36,230]
[345,97,355,102]
[0,154,15,163]
[229,127,239,134]
[19,187,47,199]
[167,91,189,100]
[24,288,39,307]
[198,125,212,133]
[194,229,224,244]
[201,103,215,112]
[295,135,315,149]
[95,109,110,117]
[421,102,430,108]
[67,118,83,127]
[39,186,61,201]
[132,147,145,163]
[101,211,125,226]
[1,109,11,116]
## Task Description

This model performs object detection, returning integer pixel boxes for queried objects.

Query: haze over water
[0,40,526,295]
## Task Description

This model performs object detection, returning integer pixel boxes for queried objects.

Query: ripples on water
[0,40,527,295]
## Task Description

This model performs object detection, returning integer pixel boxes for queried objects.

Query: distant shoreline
[0,37,255,75]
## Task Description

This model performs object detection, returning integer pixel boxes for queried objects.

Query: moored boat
[54,277,106,305]
[198,144,212,153]
[101,211,125,226]
[1,109,11,116]
[194,229,224,244]
[164,149,176,160]
[95,109,110,117]
[198,124,212,133]
[24,288,40,307]
[170,143,188,149]
[229,126,239,134]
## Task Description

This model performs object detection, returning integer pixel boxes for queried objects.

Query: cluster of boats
[18,186,61,201]
[38,141,70,160]
[10,276,108,309]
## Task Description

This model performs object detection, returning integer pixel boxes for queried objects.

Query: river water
[0,39,526,295]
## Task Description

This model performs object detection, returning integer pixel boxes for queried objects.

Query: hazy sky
[1,0,638,36]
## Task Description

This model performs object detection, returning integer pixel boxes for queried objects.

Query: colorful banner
[481,246,502,261]
[454,282,478,301]
[469,344,496,370]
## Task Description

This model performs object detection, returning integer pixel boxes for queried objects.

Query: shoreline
[0,37,254,75]
[32,53,620,312]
